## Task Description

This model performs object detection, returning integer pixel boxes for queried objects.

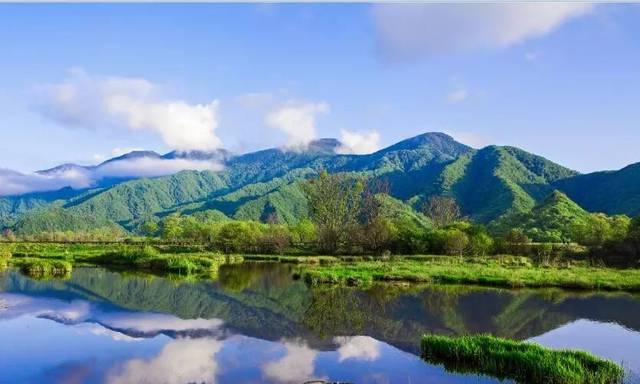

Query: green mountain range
[1,132,638,235]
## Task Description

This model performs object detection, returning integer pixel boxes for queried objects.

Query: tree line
[2,171,639,266]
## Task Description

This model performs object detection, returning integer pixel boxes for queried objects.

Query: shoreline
[1,243,639,292]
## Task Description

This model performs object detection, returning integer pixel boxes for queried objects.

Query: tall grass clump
[14,258,72,279]
[96,245,160,266]
[421,334,624,384]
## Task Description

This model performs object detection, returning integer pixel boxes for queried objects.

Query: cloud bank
[265,100,329,149]
[37,68,222,151]
[0,157,223,197]
[373,3,593,59]
[0,168,93,196]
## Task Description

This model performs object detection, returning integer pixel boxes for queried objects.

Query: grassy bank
[301,256,640,291]
[421,334,624,384]
[3,243,639,291]
[1,243,243,276]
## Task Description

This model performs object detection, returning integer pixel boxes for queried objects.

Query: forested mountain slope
[1,132,638,234]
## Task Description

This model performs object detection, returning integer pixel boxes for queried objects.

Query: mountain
[1,132,639,234]
[98,150,162,166]
[490,190,592,242]
[436,146,578,222]
[36,163,93,176]
[553,162,640,216]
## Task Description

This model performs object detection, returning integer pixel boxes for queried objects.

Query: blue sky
[1,3,640,175]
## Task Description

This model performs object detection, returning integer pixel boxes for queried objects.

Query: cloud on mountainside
[0,157,223,196]
[372,3,593,59]
[0,167,93,196]
[36,68,222,151]
[336,129,381,154]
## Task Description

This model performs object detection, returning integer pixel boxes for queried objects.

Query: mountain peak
[36,163,91,176]
[535,189,586,215]
[99,150,162,166]
[379,132,473,160]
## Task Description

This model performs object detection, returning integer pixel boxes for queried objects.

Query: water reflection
[1,264,639,383]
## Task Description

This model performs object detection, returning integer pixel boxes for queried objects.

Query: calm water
[1,263,639,384]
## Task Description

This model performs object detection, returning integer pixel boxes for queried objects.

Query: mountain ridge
[1,132,638,234]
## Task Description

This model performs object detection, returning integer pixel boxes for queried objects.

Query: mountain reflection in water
[1,263,638,384]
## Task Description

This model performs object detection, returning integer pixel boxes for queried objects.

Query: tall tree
[302,171,364,253]
[423,196,461,228]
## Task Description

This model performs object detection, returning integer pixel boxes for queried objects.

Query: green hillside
[2,132,638,235]
[12,206,126,235]
[490,190,592,242]
[554,162,640,216]
[429,146,577,222]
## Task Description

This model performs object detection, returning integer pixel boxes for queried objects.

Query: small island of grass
[421,334,624,384]
[300,255,640,291]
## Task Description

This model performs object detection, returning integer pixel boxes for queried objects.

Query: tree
[571,213,613,247]
[291,218,317,244]
[504,228,529,245]
[443,229,469,256]
[359,179,390,226]
[161,215,184,241]
[140,220,159,238]
[504,228,530,255]
[363,217,395,254]
[468,231,494,256]
[260,202,280,224]
[423,196,461,228]
[302,171,364,253]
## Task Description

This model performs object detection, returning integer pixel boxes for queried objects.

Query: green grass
[3,243,639,291]
[301,256,640,291]
[9,257,72,279]
[0,243,243,276]
[421,334,624,384]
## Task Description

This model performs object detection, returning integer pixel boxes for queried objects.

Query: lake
[1,262,639,384]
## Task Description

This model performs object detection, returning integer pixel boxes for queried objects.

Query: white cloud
[337,129,381,154]
[96,158,223,179]
[99,313,223,334]
[447,89,468,103]
[0,293,93,323]
[265,100,329,149]
[372,3,593,59]
[107,338,223,384]
[334,336,381,362]
[0,157,223,196]
[87,325,143,342]
[262,339,320,384]
[0,167,93,196]
[37,68,222,151]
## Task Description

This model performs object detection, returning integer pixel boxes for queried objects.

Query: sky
[1,3,640,183]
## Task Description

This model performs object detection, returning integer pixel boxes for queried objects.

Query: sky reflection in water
[1,265,639,384]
